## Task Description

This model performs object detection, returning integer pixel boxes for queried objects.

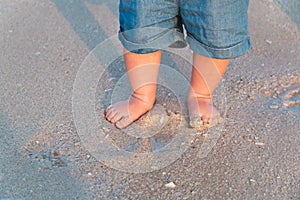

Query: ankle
[130,94,156,109]
[188,89,212,100]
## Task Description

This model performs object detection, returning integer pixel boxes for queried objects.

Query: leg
[188,52,229,129]
[111,0,184,129]
[106,50,161,129]
[180,0,250,129]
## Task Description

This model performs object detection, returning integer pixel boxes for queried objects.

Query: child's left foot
[188,53,229,130]
[188,94,223,130]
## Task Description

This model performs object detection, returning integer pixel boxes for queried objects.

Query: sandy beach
[0,0,299,199]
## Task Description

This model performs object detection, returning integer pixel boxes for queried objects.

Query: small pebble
[104,88,112,92]
[166,109,172,116]
[102,127,111,132]
[250,179,256,183]
[265,40,272,44]
[248,96,254,101]
[165,182,176,188]
[264,91,270,97]
[174,110,181,115]
[269,105,279,110]
[88,172,93,176]
[255,142,265,146]
[75,142,81,146]
[243,136,253,142]
[265,122,270,128]
[280,84,290,89]
[202,133,209,137]
[162,103,167,107]
[160,117,165,124]
[283,102,290,107]
[53,151,60,157]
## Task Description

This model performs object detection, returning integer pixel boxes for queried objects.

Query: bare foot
[188,95,223,130]
[105,95,155,129]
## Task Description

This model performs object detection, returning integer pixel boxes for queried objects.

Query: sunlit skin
[105,49,229,129]
[105,50,161,129]
[188,53,229,129]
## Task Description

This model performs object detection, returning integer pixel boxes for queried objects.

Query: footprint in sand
[282,86,300,109]
[268,85,300,115]
[266,75,300,114]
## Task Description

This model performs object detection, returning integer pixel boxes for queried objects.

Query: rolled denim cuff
[187,35,251,59]
[118,27,186,54]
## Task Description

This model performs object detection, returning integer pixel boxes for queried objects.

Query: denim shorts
[119,0,251,59]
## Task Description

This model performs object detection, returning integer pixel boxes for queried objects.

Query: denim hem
[187,36,252,59]
[118,29,186,54]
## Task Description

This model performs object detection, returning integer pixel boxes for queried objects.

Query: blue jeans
[119,0,251,59]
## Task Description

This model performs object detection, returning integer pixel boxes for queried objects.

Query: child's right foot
[106,50,161,129]
[105,94,155,129]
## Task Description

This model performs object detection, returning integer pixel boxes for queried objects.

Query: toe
[115,120,125,129]
[115,116,132,129]
[106,108,117,122]
[105,105,113,114]
[110,112,123,124]
[201,115,211,125]
[189,115,203,128]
